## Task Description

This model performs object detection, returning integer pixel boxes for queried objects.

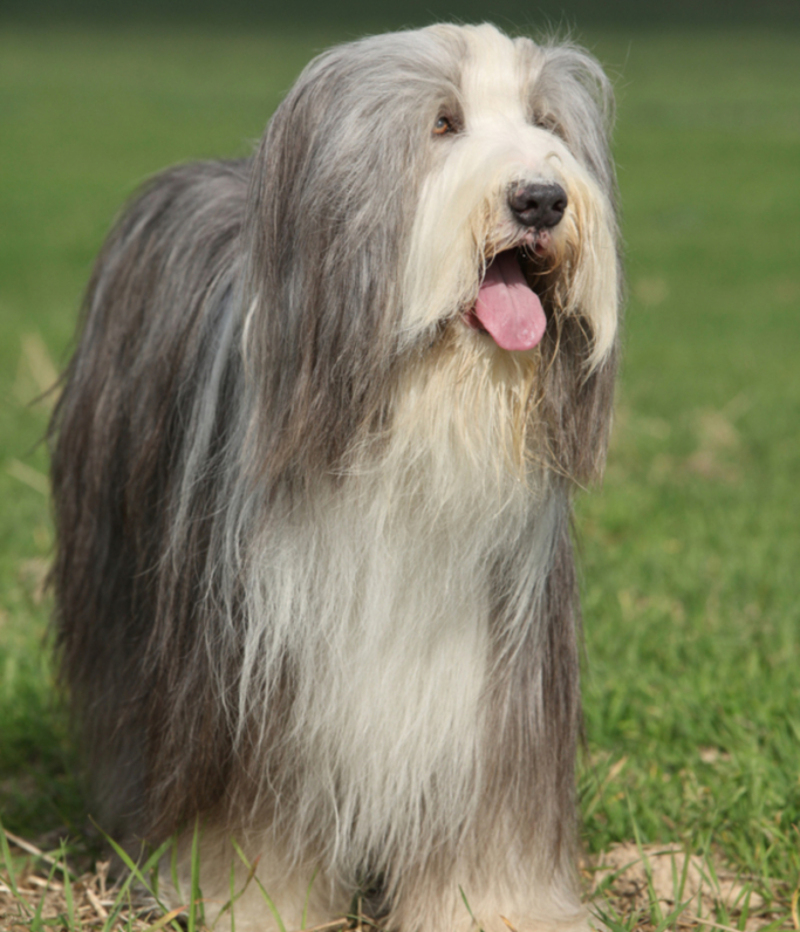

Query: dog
[50,22,620,932]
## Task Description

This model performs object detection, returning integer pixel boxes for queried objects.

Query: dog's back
[51,159,249,837]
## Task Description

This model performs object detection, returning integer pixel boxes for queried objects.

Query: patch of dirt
[586,843,785,931]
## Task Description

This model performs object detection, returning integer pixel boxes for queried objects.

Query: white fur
[403,25,617,368]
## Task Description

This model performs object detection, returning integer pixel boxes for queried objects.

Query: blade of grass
[301,865,319,930]
[653,844,695,932]
[149,846,160,902]
[589,900,636,932]
[101,882,138,932]
[31,857,61,932]
[140,904,193,932]
[458,885,485,932]
[1,825,76,876]
[101,832,173,908]
[626,795,664,928]
[0,816,28,911]
[212,853,260,931]
[591,856,641,899]
[229,858,237,932]
[707,857,729,926]
[653,895,695,932]
[583,757,628,821]
[126,885,135,932]
[231,838,286,932]
[188,818,204,932]
[672,845,693,914]
[59,839,81,932]
[170,835,182,905]
[736,885,752,930]
[97,832,180,932]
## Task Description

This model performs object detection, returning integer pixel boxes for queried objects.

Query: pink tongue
[474,251,547,351]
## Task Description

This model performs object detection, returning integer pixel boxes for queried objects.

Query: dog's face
[402,25,618,370]
[244,23,620,485]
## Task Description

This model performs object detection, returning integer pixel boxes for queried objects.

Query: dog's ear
[533,42,617,197]
[240,45,437,486]
[537,330,619,487]
[532,42,622,363]
[530,44,622,486]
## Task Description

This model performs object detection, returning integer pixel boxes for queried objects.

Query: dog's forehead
[455,25,535,123]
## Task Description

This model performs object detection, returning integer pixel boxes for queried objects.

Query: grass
[0,21,799,932]
[574,29,800,903]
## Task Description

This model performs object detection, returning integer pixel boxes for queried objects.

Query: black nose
[508,182,568,229]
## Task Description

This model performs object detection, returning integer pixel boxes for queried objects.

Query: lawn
[1,23,799,931]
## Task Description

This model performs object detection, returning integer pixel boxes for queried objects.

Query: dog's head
[243,24,620,488]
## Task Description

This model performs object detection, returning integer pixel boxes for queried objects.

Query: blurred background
[0,0,798,923]
[2,0,800,29]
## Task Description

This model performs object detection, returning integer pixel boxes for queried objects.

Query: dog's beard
[390,226,589,493]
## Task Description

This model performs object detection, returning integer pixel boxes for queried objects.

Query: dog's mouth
[463,245,551,352]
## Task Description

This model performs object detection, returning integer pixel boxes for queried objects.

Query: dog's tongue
[474,251,547,351]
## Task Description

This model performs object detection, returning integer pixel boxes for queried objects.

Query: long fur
[51,23,621,932]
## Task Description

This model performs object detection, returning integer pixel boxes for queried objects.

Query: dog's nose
[508,182,568,229]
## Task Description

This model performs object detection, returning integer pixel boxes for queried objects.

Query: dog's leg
[385,830,588,932]
[382,799,589,932]
[160,823,348,932]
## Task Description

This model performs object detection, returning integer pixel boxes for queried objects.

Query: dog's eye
[532,111,563,138]
[433,115,455,136]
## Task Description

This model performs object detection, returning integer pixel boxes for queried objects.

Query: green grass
[0,21,798,921]
[573,29,800,902]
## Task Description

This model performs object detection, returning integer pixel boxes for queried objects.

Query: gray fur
[51,23,620,932]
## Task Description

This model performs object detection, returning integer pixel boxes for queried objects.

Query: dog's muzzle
[508,182,568,230]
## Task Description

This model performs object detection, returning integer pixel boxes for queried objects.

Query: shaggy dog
[51,23,620,932]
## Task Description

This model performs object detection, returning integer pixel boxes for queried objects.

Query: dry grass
[0,828,161,932]
[3,828,797,932]
[585,843,797,932]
